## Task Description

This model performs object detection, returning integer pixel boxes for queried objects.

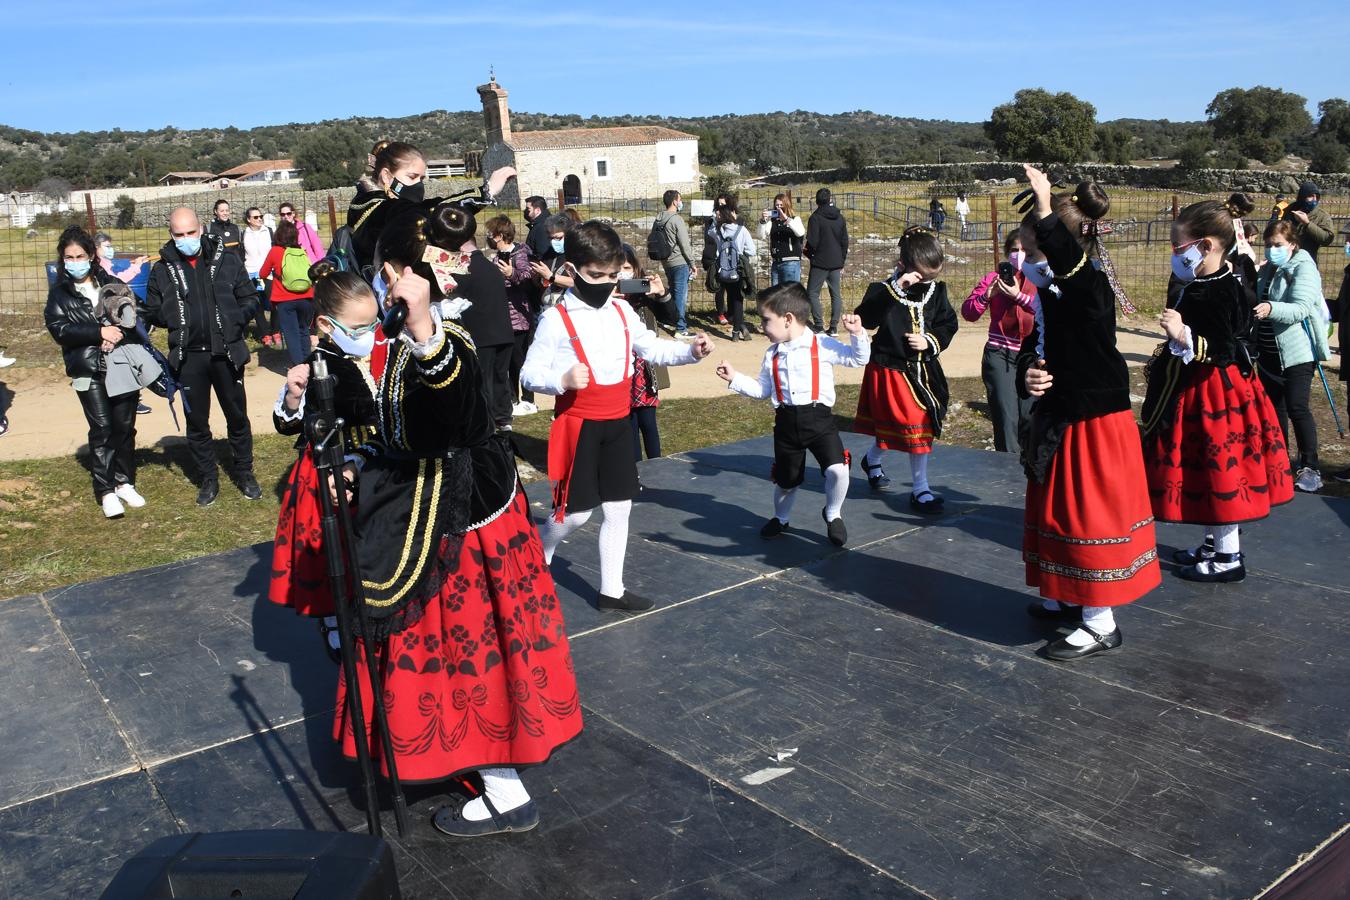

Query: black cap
[1298,180,1321,200]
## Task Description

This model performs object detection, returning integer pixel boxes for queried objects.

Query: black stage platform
[2,437,1348,899]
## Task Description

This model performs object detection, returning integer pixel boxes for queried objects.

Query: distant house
[426,158,467,179]
[476,77,700,205]
[158,171,215,186]
[215,159,300,186]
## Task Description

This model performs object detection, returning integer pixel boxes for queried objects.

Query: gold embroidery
[361,457,443,604]
[424,356,462,390]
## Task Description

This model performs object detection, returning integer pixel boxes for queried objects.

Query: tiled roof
[160,171,215,179]
[507,126,697,151]
[216,159,297,178]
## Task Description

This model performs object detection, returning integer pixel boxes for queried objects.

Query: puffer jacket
[1256,248,1329,368]
[44,268,134,379]
[142,233,257,372]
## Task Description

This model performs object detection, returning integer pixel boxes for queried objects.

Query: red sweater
[259,246,314,301]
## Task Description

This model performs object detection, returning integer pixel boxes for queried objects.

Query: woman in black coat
[44,226,144,518]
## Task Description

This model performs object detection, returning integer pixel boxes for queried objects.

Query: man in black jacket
[523,196,554,261]
[143,207,260,506]
[207,199,244,262]
[805,188,849,333]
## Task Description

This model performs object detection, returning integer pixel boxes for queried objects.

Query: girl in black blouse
[1016,165,1160,661]
[1141,196,1293,583]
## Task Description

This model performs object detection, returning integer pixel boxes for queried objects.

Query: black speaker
[99,830,401,900]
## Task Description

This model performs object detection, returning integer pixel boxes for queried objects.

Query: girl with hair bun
[1016,165,1160,661]
[271,246,582,839]
[852,225,959,513]
[1141,195,1293,583]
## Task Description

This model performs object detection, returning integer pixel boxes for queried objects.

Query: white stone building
[216,159,299,187]
[476,77,699,205]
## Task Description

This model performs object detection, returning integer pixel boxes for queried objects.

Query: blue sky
[4,1,1348,133]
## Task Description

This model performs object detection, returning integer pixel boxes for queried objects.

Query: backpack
[280,247,312,292]
[647,215,674,262]
[715,225,744,285]
[326,225,364,278]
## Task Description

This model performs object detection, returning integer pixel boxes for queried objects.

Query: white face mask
[323,317,378,357]
[1023,260,1054,288]
[1171,243,1205,283]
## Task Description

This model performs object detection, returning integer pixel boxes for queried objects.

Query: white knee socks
[1065,605,1117,646]
[824,463,848,520]
[460,767,531,821]
[909,453,930,495]
[598,500,631,598]
[865,442,885,468]
[773,486,796,524]
[539,508,592,564]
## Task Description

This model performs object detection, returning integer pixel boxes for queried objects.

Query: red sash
[547,303,632,520]
[771,334,820,405]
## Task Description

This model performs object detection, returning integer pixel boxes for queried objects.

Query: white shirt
[955,198,970,218]
[728,329,870,408]
[521,292,699,395]
[242,225,272,275]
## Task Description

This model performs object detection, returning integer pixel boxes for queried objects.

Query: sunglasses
[280,211,295,217]
[248,215,262,220]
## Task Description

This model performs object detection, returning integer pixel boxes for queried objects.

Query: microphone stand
[304,355,410,838]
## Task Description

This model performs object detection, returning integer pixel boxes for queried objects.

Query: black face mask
[390,178,425,203]
[571,269,616,308]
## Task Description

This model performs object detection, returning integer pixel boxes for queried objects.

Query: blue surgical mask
[1023,260,1054,289]
[64,260,91,280]
[1305,200,1318,211]
[1344,243,1350,260]
[1266,245,1291,267]
[550,238,565,254]
[174,236,201,257]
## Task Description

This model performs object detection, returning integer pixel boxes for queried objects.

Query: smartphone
[617,278,650,295]
[496,250,512,262]
[997,261,1017,285]
[770,209,780,220]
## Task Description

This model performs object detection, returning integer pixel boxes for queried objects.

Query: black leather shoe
[431,796,539,838]
[597,591,655,612]
[1176,552,1245,583]
[910,490,945,514]
[1026,601,1082,623]
[1043,627,1122,661]
[234,471,263,501]
[821,509,847,547]
[196,479,219,507]
[760,517,788,538]
[860,458,890,491]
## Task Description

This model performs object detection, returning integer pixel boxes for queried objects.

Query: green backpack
[279,247,312,292]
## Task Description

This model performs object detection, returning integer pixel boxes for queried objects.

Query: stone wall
[756,162,1350,194]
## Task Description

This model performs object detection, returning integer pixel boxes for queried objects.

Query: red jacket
[259,246,314,301]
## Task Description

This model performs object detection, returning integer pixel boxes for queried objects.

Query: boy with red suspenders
[522,221,714,611]
[716,282,870,546]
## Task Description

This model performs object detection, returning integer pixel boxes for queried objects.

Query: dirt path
[0,319,1178,463]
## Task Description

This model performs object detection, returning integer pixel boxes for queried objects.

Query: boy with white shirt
[522,221,714,612]
[715,282,870,546]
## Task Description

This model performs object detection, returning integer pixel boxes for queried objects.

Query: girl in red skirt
[1016,165,1161,660]
[1141,195,1293,582]
[854,227,959,512]
[274,204,583,838]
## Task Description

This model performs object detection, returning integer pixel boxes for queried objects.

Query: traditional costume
[853,275,958,511]
[727,327,869,545]
[521,289,701,611]
[1016,212,1161,659]
[271,316,581,835]
[1141,264,1293,581]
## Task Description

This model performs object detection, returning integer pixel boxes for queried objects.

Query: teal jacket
[1256,248,1329,368]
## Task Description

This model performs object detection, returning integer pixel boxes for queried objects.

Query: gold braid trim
[1059,253,1088,280]
[361,457,442,603]
[424,356,462,390]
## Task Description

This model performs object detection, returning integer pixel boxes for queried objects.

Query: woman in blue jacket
[1255,219,1330,493]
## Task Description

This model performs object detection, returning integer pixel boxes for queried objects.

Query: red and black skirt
[854,364,933,453]
[269,452,334,617]
[1024,410,1161,607]
[1143,364,1294,525]
[333,488,583,782]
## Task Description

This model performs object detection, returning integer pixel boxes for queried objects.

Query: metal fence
[4,181,1348,338]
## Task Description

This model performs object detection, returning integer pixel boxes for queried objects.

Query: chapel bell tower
[477,73,512,146]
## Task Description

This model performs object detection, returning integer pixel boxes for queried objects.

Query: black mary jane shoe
[1175,551,1245,584]
[909,490,945,514]
[821,509,847,547]
[859,458,890,491]
[432,795,539,838]
[1043,627,1122,661]
[760,517,789,539]
[597,591,655,612]
[317,619,341,664]
[1025,601,1082,624]
[1172,537,1215,566]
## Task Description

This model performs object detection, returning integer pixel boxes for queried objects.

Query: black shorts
[771,404,847,489]
[565,417,640,512]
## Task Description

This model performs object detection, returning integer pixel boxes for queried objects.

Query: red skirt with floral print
[269,452,334,617]
[333,488,582,782]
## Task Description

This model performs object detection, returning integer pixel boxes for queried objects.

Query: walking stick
[305,356,409,838]
[1301,319,1345,438]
